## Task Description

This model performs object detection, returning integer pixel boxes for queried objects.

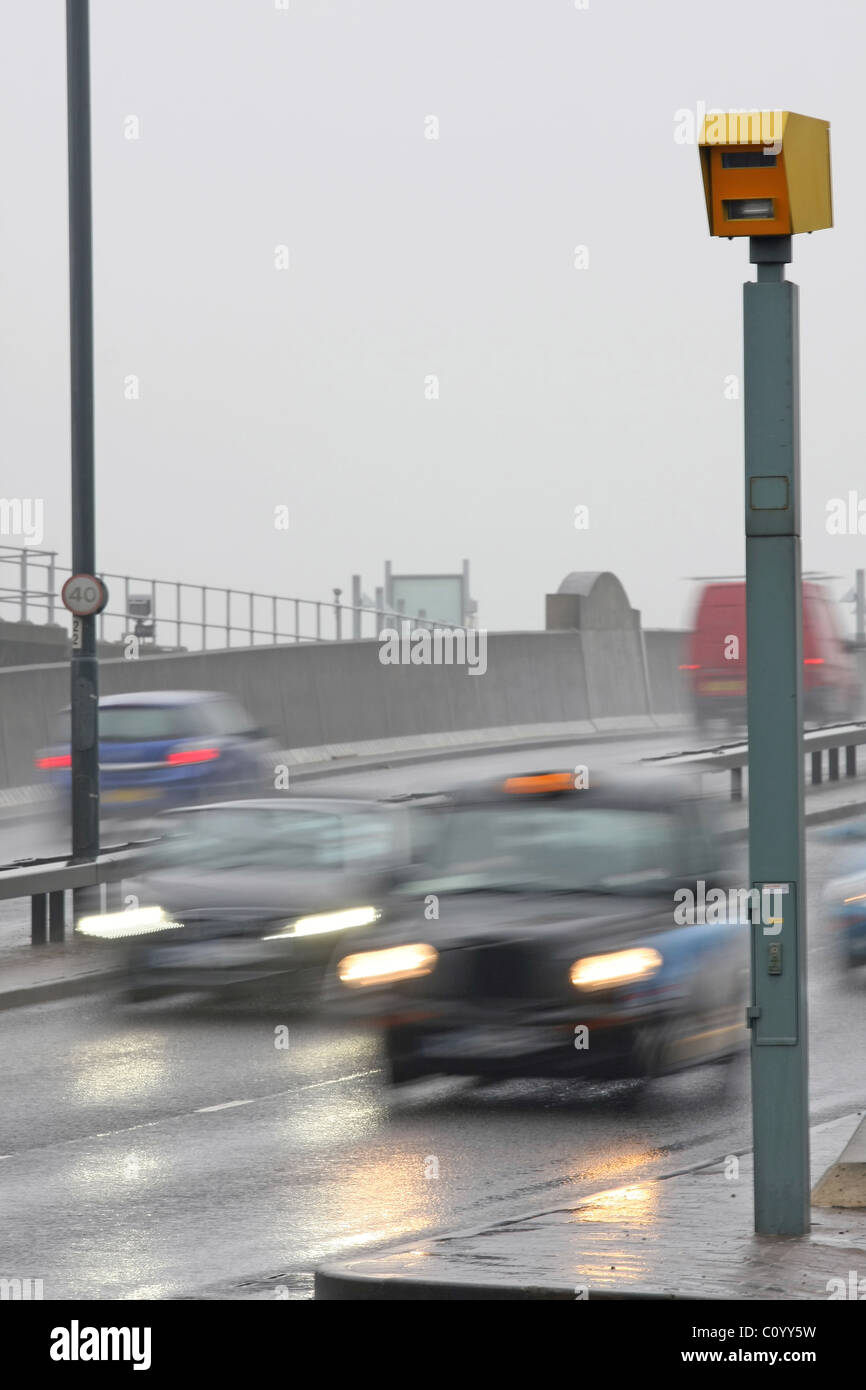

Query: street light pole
[66,0,100,875]
[743,235,809,1235]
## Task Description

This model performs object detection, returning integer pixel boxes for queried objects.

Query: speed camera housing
[699,111,832,237]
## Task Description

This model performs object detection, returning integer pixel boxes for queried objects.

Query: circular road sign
[61,573,109,617]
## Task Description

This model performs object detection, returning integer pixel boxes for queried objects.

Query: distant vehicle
[820,821,866,972]
[35,690,275,822]
[329,771,748,1087]
[825,870,866,972]
[682,581,857,732]
[75,797,412,1002]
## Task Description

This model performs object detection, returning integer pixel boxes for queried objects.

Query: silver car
[76,797,412,1002]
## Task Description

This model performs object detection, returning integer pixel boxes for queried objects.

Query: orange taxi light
[503,773,574,795]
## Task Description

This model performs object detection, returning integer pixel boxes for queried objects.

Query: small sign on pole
[61,573,108,618]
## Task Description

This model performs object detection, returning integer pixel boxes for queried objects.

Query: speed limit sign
[61,573,109,617]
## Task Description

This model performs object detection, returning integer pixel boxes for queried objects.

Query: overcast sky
[2,0,864,634]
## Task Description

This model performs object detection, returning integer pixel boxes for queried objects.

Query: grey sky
[2,0,863,633]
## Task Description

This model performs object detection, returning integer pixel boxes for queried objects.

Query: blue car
[329,771,749,1086]
[36,690,275,821]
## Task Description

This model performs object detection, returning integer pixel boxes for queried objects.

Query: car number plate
[104,788,160,803]
[423,1026,558,1059]
[148,942,262,968]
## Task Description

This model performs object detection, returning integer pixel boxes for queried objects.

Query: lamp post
[698,111,833,1235]
[66,0,105,894]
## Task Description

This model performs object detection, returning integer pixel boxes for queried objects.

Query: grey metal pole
[351,574,362,639]
[67,0,100,878]
[744,234,809,1236]
[47,551,56,624]
[856,568,865,644]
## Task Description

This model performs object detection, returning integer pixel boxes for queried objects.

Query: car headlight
[570,947,663,991]
[337,942,438,987]
[262,906,381,940]
[76,906,183,940]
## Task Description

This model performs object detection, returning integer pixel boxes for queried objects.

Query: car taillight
[804,658,824,665]
[36,754,71,769]
[166,746,220,766]
[679,664,700,671]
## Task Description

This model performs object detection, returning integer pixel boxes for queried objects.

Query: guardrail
[0,546,473,653]
[0,844,153,946]
[645,722,866,801]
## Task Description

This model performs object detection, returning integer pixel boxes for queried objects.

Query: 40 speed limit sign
[61,573,109,617]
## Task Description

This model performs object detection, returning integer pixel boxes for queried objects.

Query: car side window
[339,813,395,864]
[205,700,256,736]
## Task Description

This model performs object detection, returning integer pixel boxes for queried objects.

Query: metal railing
[0,842,153,947]
[646,723,866,801]
[0,546,57,625]
[0,547,472,653]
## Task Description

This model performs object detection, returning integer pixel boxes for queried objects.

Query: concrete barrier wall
[0,626,688,789]
[644,630,688,716]
[581,629,650,718]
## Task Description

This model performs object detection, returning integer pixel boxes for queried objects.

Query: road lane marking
[0,1068,383,1161]
[196,1099,257,1113]
[299,1070,381,1091]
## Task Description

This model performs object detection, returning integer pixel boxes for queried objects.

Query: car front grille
[463,941,537,1000]
[169,909,279,941]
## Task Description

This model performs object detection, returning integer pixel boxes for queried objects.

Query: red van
[683,581,858,731]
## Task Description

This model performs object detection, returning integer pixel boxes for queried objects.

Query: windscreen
[403,803,681,895]
[151,806,394,872]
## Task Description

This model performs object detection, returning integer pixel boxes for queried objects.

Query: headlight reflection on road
[570,1183,660,1291]
[68,1034,169,1105]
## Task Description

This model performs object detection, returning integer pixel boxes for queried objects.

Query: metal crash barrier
[646,723,866,801]
[0,844,153,946]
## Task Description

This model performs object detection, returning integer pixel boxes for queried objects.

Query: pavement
[0,942,122,1009]
[315,1111,866,1300]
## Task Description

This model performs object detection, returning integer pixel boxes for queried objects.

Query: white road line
[0,1068,383,1160]
[299,1070,381,1091]
[196,1099,257,1113]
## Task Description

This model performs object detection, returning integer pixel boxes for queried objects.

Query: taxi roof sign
[503,773,575,794]
[698,111,832,237]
